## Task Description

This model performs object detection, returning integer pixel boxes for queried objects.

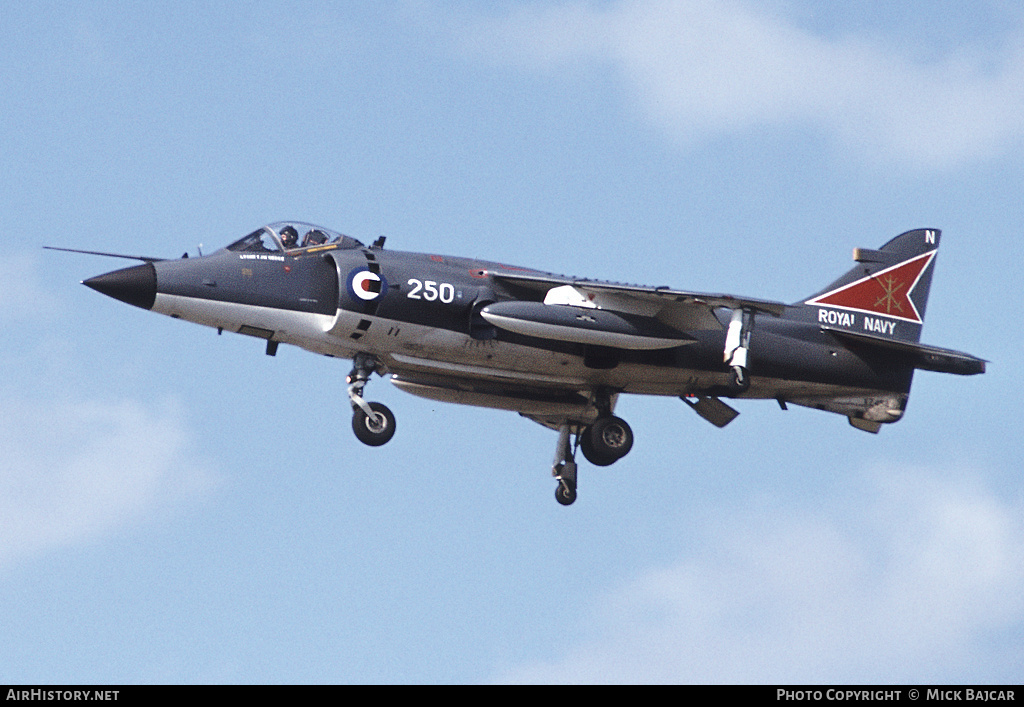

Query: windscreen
[226,228,281,253]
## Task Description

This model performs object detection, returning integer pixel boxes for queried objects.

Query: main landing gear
[553,414,634,506]
[347,353,396,447]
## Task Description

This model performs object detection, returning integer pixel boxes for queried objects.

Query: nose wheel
[347,353,396,447]
[352,401,396,446]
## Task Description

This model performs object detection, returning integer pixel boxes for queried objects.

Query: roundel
[348,268,388,301]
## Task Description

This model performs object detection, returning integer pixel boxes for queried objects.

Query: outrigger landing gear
[347,353,396,447]
[724,307,754,394]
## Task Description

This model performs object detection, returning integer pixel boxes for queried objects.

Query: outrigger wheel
[729,365,750,393]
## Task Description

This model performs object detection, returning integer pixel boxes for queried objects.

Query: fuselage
[88,225,910,427]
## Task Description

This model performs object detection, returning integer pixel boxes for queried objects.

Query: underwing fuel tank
[479,301,693,350]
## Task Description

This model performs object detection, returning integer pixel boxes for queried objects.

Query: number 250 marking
[407,278,455,304]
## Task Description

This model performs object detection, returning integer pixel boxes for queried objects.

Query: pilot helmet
[279,226,298,247]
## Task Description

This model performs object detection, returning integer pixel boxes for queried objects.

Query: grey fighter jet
[52,224,985,505]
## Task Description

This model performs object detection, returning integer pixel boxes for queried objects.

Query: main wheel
[580,428,615,466]
[352,402,396,446]
[583,416,633,465]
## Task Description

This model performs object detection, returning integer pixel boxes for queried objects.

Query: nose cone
[83,263,157,310]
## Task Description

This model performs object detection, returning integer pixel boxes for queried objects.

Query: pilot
[302,229,328,247]
[279,226,298,249]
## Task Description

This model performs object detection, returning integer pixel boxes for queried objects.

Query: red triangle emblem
[805,251,935,323]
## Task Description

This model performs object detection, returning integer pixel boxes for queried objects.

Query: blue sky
[2,0,1021,684]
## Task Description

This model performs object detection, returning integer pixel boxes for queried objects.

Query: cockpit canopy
[225,222,364,254]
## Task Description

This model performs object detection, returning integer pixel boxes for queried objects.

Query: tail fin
[802,228,940,344]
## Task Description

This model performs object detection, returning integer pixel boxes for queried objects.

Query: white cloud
[496,468,1024,683]
[0,252,63,321]
[0,253,218,570]
[0,394,219,568]
[465,0,1024,168]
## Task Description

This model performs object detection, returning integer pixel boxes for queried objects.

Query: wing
[483,271,787,349]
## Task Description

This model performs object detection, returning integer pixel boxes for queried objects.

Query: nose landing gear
[347,353,396,446]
